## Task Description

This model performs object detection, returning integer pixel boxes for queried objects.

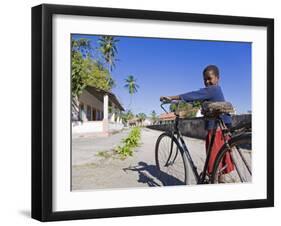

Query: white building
[72,86,124,135]
[142,118,153,126]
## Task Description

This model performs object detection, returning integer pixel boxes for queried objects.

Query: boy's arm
[161,87,211,102]
[179,88,211,102]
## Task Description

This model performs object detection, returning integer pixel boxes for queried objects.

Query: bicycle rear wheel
[155,132,188,186]
[211,133,252,184]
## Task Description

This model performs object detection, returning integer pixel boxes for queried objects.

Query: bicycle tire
[155,132,189,186]
[210,132,252,184]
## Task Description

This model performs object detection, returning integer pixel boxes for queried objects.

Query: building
[127,117,153,127]
[158,108,202,124]
[157,112,175,125]
[72,86,125,135]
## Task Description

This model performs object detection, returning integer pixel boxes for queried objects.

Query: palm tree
[151,110,157,125]
[98,36,119,71]
[121,110,134,126]
[124,75,139,109]
[137,113,146,126]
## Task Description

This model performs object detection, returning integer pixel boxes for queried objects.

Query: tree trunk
[72,95,80,121]
[128,94,132,109]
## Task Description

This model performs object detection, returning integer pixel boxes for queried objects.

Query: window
[79,103,84,121]
[97,111,102,121]
[92,108,96,121]
[86,105,91,121]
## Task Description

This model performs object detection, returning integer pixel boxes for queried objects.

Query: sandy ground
[72,127,207,190]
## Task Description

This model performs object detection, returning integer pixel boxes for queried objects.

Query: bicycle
[155,97,252,185]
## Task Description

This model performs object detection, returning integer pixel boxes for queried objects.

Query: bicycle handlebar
[160,98,181,114]
[160,96,171,102]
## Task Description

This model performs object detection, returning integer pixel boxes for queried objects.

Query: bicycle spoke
[211,133,252,184]
[155,133,188,185]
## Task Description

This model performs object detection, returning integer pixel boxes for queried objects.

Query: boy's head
[203,65,220,87]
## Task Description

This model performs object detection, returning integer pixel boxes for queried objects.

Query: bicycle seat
[201,101,234,117]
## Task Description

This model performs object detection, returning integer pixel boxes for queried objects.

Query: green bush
[116,127,141,158]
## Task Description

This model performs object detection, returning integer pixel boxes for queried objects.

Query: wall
[79,90,104,111]
[109,121,124,132]
[0,1,279,226]
[79,89,104,121]
[148,115,251,139]
[72,121,104,133]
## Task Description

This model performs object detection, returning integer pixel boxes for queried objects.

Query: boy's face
[203,70,219,87]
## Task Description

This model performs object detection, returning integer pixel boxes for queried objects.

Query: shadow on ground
[123,161,185,187]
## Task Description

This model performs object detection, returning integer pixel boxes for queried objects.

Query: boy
[160,65,235,182]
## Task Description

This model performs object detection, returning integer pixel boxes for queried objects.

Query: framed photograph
[32,4,274,221]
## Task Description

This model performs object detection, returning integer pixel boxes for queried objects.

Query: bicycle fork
[164,120,181,167]
[164,135,179,167]
[178,136,200,182]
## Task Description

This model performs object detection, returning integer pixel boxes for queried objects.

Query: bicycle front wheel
[155,132,188,186]
[211,132,252,184]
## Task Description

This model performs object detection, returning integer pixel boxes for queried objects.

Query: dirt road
[72,127,206,190]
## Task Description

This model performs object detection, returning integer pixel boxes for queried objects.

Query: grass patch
[115,127,141,159]
[73,162,98,169]
[96,151,112,159]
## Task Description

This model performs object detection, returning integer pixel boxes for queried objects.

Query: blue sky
[72,34,252,116]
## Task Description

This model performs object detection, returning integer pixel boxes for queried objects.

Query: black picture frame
[32,3,274,222]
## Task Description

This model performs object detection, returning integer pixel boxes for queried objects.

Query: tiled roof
[159,112,176,121]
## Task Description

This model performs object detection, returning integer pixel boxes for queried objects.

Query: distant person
[160,65,235,182]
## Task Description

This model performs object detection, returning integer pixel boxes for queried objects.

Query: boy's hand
[160,96,172,102]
